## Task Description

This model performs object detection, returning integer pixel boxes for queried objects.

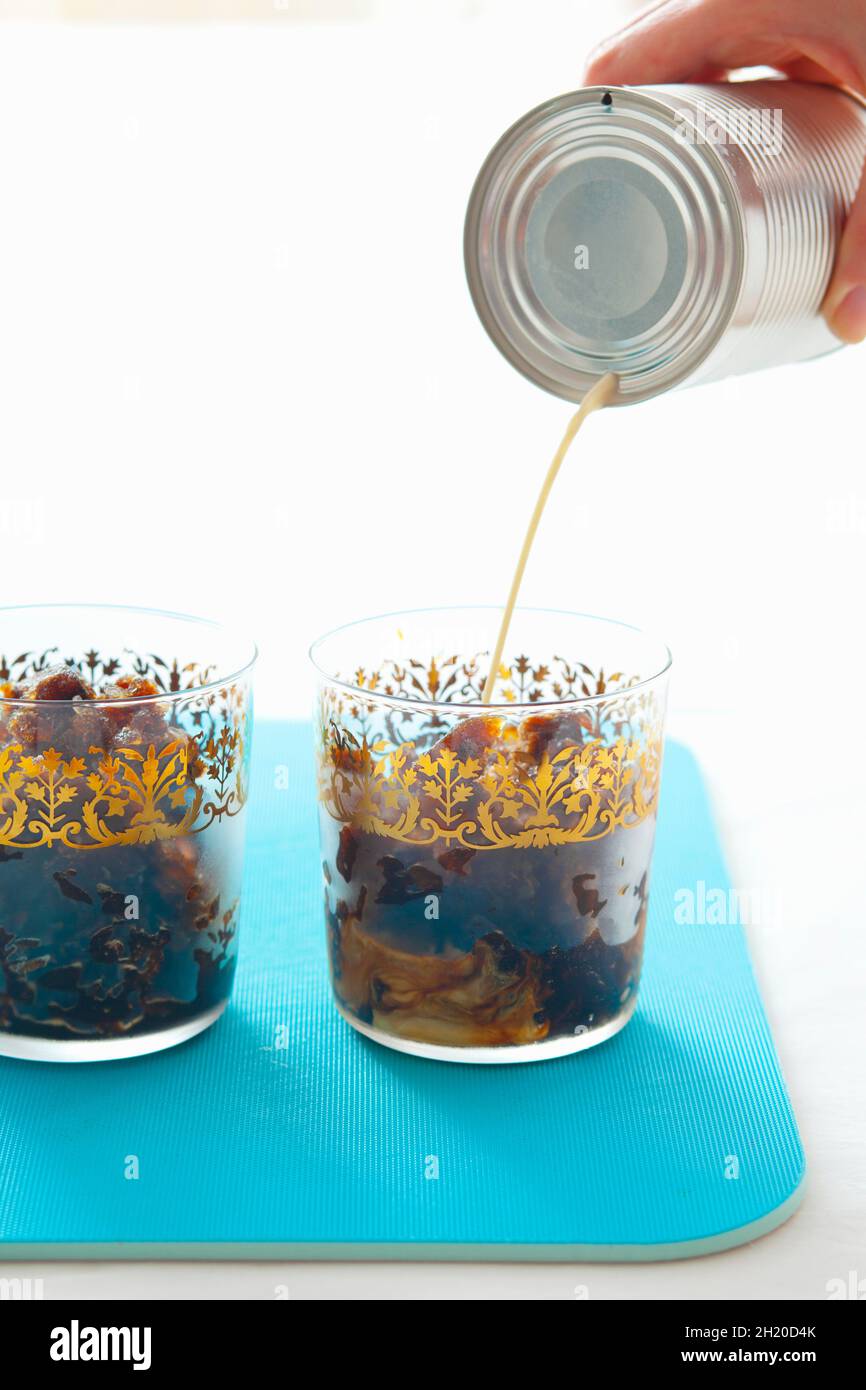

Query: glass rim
[309,604,672,713]
[0,602,258,708]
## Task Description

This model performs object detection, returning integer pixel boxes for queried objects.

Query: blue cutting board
[0,722,804,1260]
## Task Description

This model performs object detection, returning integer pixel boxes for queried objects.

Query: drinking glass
[0,604,256,1061]
[311,606,670,1063]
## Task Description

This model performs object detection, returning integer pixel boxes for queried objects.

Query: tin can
[464,81,866,403]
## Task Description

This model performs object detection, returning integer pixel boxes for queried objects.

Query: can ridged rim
[464,85,746,404]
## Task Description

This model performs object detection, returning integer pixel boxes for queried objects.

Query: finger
[584,1,866,90]
[774,56,847,85]
[676,63,730,83]
[583,0,764,84]
[824,156,866,343]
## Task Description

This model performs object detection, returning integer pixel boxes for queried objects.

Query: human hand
[584,0,866,343]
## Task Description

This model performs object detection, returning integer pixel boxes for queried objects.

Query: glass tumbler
[0,605,256,1062]
[311,607,670,1063]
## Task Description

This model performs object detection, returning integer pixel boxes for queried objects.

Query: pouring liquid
[482,372,619,703]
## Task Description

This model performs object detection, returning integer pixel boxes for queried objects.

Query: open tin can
[465,80,866,402]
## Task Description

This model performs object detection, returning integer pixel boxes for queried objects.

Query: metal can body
[464,81,866,403]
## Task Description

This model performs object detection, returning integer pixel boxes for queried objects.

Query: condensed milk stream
[482,373,617,703]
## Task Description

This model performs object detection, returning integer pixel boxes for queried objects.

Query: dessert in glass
[0,605,256,1062]
[312,607,670,1063]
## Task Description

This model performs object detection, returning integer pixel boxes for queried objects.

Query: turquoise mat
[0,722,804,1261]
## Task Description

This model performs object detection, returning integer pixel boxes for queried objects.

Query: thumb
[824,154,866,344]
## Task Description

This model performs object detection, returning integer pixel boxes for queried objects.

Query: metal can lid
[464,86,744,403]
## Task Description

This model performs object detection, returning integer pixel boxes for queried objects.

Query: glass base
[0,999,229,1063]
[334,991,638,1064]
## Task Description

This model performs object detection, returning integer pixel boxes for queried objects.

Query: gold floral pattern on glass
[0,648,249,851]
[317,651,662,852]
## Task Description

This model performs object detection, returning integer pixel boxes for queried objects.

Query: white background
[0,1,864,1299]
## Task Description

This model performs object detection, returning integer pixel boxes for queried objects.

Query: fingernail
[829,284,866,344]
